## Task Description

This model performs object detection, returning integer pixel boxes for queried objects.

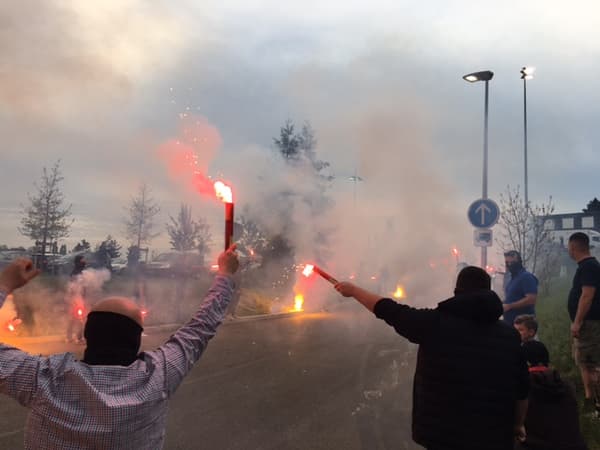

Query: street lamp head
[463,70,494,83]
[520,66,535,80]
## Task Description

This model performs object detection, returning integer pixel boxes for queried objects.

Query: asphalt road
[0,302,422,450]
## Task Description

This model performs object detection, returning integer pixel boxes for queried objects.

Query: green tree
[73,239,91,252]
[95,235,122,269]
[273,119,300,161]
[166,204,201,252]
[166,204,211,264]
[19,160,72,264]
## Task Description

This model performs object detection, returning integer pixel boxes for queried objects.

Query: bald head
[92,297,143,327]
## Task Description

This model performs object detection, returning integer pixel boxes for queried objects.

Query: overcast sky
[1,0,599,266]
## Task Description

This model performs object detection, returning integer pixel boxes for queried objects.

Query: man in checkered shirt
[0,245,239,449]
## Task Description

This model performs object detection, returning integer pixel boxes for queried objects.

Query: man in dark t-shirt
[568,232,600,414]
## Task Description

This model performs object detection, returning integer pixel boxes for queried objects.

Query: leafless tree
[124,183,160,248]
[497,185,556,275]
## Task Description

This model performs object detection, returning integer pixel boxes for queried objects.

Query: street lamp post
[520,66,535,207]
[463,70,494,269]
[347,169,364,208]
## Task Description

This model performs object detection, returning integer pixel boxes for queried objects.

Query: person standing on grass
[568,232,600,416]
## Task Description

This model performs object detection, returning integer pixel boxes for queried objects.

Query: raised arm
[335,281,438,344]
[0,258,40,295]
[0,259,43,407]
[150,246,239,395]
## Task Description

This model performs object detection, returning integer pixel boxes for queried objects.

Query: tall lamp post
[520,66,535,207]
[463,70,494,269]
[347,168,364,208]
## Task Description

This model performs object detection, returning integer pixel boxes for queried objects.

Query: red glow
[370,275,377,280]
[214,181,233,203]
[77,308,83,317]
[158,115,222,199]
[7,323,14,332]
[210,264,219,272]
[452,247,459,256]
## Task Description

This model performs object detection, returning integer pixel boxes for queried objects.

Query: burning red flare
[302,264,338,285]
[6,318,22,333]
[214,181,234,250]
[302,264,314,277]
[214,181,233,204]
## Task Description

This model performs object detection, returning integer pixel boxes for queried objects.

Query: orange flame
[214,181,233,203]
[6,318,22,332]
[302,264,315,277]
[393,285,406,299]
[293,293,304,312]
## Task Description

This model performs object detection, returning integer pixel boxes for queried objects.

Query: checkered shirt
[0,274,234,449]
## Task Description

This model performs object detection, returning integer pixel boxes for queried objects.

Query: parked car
[0,250,30,270]
[109,257,127,274]
[145,252,206,277]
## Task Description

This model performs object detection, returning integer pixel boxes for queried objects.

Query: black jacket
[516,368,587,450]
[374,290,529,450]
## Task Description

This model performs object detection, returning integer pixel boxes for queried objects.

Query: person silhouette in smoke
[65,254,87,344]
[0,245,239,450]
[336,266,529,450]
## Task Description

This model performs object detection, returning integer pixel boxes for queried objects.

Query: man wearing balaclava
[336,266,529,450]
[502,250,538,326]
[0,245,239,450]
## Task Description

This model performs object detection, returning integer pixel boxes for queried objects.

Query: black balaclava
[507,261,524,276]
[83,311,143,366]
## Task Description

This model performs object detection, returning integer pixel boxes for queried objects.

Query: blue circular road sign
[468,198,500,228]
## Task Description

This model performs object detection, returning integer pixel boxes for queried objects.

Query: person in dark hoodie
[515,340,587,450]
[336,266,529,450]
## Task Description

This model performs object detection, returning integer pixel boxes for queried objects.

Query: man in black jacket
[336,266,529,450]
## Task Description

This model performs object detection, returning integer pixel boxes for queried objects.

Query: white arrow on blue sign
[467,198,500,229]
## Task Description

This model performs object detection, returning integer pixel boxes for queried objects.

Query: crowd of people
[0,231,598,449]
